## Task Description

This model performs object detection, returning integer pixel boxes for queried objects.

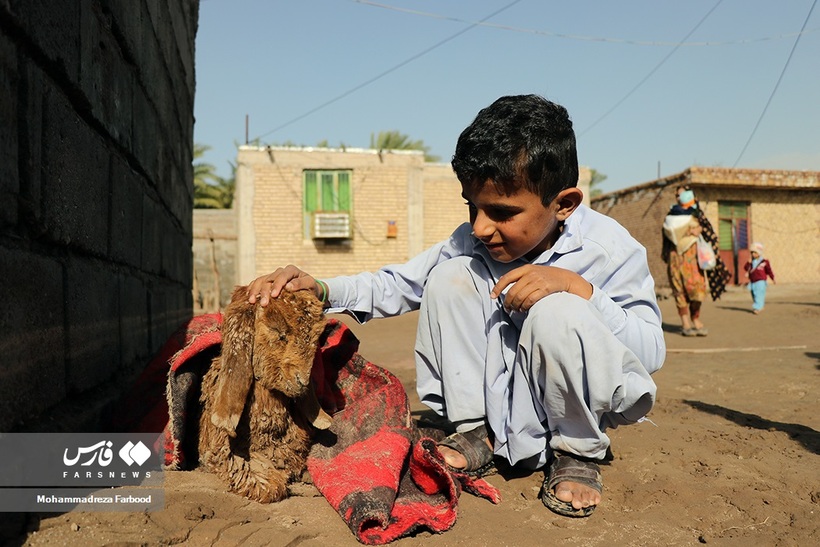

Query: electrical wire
[578,0,725,138]
[353,0,818,47]
[732,0,817,167]
[252,0,524,141]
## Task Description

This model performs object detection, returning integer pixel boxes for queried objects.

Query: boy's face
[462,180,563,263]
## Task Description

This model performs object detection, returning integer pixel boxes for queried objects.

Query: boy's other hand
[491,265,593,313]
[247,265,318,307]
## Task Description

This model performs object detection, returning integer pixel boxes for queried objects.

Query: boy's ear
[554,187,584,221]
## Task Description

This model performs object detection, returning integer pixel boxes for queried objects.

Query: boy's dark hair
[452,94,579,206]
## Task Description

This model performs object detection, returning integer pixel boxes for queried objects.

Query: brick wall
[591,168,820,289]
[236,147,426,283]
[422,163,467,248]
[0,0,198,431]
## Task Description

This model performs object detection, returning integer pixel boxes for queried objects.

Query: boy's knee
[525,292,591,334]
[426,257,485,301]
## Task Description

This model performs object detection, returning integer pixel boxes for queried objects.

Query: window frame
[303,169,353,240]
[717,200,750,252]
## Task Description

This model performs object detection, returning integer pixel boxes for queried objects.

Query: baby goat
[198,286,331,502]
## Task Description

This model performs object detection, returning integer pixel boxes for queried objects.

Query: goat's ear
[210,286,255,437]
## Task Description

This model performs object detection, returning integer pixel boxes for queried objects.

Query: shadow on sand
[684,399,820,455]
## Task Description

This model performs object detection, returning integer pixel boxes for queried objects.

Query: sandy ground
[10,283,820,546]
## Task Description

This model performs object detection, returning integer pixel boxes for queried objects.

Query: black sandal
[540,452,602,518]
[437,424,496,478]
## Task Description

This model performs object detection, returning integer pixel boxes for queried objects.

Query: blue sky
[194,0,819,194]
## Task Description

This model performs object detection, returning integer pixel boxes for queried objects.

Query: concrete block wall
[591,168,820,288]
[0,0,198,432]
[236,147,426,284]
[422,163,467,248]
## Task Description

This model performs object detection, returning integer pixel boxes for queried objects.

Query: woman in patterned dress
[661,185,730,336]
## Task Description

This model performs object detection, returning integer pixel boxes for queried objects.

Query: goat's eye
[278,332,287,341]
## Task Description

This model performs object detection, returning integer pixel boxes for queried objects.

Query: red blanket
[111,315,499,544]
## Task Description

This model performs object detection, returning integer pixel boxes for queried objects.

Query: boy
[744,242,775,314]
[248,94,665,518]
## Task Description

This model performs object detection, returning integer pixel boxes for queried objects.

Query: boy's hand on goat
[247,265,321,307]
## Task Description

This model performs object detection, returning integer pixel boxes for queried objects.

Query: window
[304,170,352,239]
[717,201,749,252]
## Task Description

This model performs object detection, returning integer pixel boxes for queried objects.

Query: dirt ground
[13,283,820,546]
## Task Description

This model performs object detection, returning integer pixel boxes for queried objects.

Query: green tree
[194,143,235,209]
[588,169,607,198]
[370,130,440,163]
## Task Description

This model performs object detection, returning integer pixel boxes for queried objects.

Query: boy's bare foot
[552,479,602,510]
[436,425,496,477]
[541,452,602,517]
[438,438,493,469]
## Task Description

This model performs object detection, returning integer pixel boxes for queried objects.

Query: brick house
[590,167,820,288]
[193,145,591,311]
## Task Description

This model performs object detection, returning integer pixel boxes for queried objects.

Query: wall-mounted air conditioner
[312,212,351,239]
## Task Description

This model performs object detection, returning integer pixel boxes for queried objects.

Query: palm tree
[370,131,440,163]
[588,169,608,198]
[194,143,235,208]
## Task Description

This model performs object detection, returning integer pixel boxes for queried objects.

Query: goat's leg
[202,448,290,503]
[239,452,291,502]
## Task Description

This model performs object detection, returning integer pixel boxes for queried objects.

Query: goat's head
[252,289,326,397]
[209,286,330,436]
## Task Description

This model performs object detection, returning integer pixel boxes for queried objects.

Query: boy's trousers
[750,279,767,311]
[414,256,657,469]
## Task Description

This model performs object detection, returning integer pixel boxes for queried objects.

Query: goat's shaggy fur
[198,286,330,502]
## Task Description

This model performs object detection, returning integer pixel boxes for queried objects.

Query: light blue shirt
[324,204,665,375]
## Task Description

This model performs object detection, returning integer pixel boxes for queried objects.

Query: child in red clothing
[743,242,775,314]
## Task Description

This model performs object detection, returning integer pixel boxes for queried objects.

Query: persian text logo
[62,440,152,468]
[63,441,114,467]
[119,441,151,466]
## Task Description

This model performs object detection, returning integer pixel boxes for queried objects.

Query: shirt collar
[526,204,586,263]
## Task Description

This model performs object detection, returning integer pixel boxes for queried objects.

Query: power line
[733,0,817,167]
[252,0,524,142]
[354,0,818,47]
[578,0,726,138]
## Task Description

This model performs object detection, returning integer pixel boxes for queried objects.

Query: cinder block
[110,156,145,268]
[5,0,81,82]
[167,1,196,105]
[163,224,193,285]
[18,62,44,227]
[41,82,110,254]
[65,257,120,393]
[0,33,19,227]
[104,0,145,70]
[0,247,66,431]
[141,195,162,274]
[164,153,194,227]
[119,274,150,376]
[78,2,134,150]
[131,86,161,183]
[148,281,190,353]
